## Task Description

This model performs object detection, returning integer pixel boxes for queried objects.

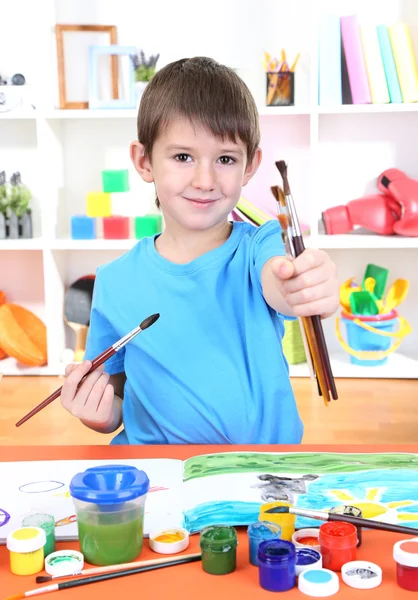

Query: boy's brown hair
[136,57,260,208]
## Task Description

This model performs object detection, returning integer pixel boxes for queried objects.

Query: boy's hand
[61,361,121,433]
[264,249,339,318]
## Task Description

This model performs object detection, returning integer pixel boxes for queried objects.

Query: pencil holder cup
[335,310,411,366]
[266,71,294,106]
[69,464,150,566]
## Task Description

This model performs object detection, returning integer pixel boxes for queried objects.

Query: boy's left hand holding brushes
[262,248,339,319]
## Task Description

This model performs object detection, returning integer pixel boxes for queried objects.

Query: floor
[1,376,417,445]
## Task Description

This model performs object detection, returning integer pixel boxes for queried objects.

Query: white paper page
[0,458,184,542]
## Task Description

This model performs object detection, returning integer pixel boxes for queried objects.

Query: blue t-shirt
[84,220,304,445]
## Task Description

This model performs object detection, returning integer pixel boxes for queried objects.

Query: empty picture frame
[55,24,119,109]
[88,45,137,109]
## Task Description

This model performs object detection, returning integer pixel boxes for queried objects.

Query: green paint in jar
[199,525,238,575]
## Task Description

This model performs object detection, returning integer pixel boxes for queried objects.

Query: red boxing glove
[377,168,418,236]
[322,194,401,235]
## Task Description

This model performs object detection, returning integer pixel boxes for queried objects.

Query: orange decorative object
[0,291,7,359]
[0,304,47,366]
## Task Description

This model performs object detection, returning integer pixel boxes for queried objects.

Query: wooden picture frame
[88,45,137,109]
[55,24,119,109]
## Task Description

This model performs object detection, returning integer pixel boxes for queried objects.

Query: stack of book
[318,15,418,105]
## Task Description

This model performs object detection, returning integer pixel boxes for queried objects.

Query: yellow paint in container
[259,502,296,541]
[6,526,46,575]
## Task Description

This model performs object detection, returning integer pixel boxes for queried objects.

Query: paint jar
[319,522,357,571]
[45,550,84,577]
[149,527,190,554]
[6,526,46,575]
[247,521,281,566]
[22,512,56,557]
[330,505,362,547]
[258,539,296,592]
[259,502,296,541]
[298,568,339,597]
[393,538,418,591]
[69,464,149,566]
[295,547,322,576]
[292,528,321,553]
[199,525,238,575]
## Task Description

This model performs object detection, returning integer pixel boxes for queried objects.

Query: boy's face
[131,117,261,232]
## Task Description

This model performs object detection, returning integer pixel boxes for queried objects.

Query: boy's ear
[242,147,262,186]
[130,141,154,183]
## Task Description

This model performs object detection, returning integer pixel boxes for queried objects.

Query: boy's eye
[218,156,235,165]
[175,153,191,162]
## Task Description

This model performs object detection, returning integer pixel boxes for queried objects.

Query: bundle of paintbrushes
[272,161,338,404]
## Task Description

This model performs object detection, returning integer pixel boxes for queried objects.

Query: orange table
[1,444,417,600]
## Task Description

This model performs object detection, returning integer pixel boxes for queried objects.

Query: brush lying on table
[264,504,418,536]
[15,313,160,427]
[272,160,338,403]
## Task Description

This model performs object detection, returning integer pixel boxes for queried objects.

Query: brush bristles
[278,214,289,230]
[275,160,291,196]
[36,576,53,583]
[270,185,286,207]
[5,595,25,600]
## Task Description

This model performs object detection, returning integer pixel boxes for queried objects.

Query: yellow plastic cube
[86,192,112,217]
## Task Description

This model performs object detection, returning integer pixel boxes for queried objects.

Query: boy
[61,57,338,445]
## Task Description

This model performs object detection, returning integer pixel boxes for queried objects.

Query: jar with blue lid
[258,539,296,592]
[247,521,281,566]
[69,464,149,566]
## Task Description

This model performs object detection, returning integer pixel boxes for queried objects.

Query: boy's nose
[192,164,216,190]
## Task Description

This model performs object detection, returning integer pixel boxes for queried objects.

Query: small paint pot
[7,526,46,575]
[45,550,84,577]
[199,525,238,575]
[298,568,339,597]
[258,539,296,592]
[329,505,362,547]
[247,521,281,566]
[292,528,321,553]
[259,502,296,541]
[341,560,382,589]
[393,537,418,591]
[22,512,56,557]
[295,547,322,576]
[149,527,189,554]
[319,521,357,572]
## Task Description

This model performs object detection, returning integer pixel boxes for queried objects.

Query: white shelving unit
[1,0,418,378]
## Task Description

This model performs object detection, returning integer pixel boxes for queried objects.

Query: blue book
[377,24,403,103]
[318,14,342,106]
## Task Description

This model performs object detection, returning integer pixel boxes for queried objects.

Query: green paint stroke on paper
[183,453,418,482]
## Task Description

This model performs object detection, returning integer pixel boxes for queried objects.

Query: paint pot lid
[149,527,190,555]
[298,568,339,597]
[295,548,322,576]
[45,550,84,576]
[341,560,382,589]
[7,526,46,553]
[394,537,418,567]
[69,465,150,504]
[292,528,321,549]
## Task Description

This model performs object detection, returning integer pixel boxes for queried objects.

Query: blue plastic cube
[71,215,96,240]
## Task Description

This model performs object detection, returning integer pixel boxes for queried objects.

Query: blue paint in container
[247,521,281,566]
[295,547,322,576]
[258,539,296,592]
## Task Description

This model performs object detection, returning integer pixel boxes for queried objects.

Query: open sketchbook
[1,451,418,543]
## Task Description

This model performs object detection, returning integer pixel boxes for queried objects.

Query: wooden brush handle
[329,512,418,536]
[301,317,330,405]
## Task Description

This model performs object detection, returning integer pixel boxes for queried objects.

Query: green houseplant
[0,171,8,239]
[7,172,33,238]
[130,50,160,103]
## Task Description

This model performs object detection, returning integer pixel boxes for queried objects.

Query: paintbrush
[275,160,338,401]
[15,313,160,427]
[6,554,201,600]
[264,505,418,537]
[36,552,202,583]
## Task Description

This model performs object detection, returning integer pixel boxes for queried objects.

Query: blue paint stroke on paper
[0,508,11,527]
[19,481,65,494]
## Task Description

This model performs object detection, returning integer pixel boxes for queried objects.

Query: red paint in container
[393,538,418,591]
[319,521,357,571]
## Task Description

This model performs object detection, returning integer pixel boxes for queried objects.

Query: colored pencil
[36,552,202,583]
[6,554,201,599]
[265,505,418,536]
[15,313,160,427]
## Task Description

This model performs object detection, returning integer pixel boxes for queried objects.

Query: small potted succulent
[5,172,33,238]
[130,50,160,102]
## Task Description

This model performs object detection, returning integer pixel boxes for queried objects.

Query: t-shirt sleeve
[83,268,126,375]
[252,219,297,321]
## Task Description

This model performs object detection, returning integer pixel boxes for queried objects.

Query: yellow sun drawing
[329,488,418,523]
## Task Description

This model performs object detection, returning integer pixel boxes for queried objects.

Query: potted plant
[130,50,160,102]
[8,172,32,238]
[0,171,8,239]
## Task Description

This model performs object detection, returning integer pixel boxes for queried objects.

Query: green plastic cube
[102,170,130,193]
[135,215,162,238]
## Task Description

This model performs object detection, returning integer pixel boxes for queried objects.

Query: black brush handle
[292,234,338,401]
[329,512,418,536]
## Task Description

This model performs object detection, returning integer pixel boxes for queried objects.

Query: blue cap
[69,465,149,504]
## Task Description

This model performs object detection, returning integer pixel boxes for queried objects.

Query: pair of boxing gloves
[322,169,418,237]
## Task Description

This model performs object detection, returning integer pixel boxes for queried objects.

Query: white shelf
[315,234,418,249]
[0,238,45,250]
[44,109,138,119]
[0,357,63,376]
[50,238,138,250]
[289,352,418,379]
[318,103,418,115]
[0,111,36,120]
